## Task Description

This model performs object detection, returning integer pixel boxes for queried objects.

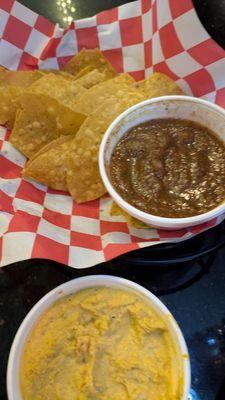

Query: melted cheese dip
[20,287,183,400]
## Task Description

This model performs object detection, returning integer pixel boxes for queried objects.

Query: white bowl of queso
[7,275,190,400]
[99,95,225,230]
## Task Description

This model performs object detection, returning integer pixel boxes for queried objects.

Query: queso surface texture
[20,287,182,400]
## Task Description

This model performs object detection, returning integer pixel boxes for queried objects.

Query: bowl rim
[99,95,225,226]
[7,275,191,400]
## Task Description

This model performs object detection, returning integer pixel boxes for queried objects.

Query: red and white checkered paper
[1,0,225,268]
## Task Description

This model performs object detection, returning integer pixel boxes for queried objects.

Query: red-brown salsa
[109,118,225,218]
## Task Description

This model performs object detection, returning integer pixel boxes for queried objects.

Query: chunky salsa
[109,118,225,218]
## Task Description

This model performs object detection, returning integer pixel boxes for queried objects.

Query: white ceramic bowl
[7,275,191,400]
[99,95,225,230]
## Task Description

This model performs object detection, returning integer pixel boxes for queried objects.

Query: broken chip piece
[74,68,109,88]
[110,202,150,228]
[39,69,75,80]
[63,48,116,78]
[74,66,93,79]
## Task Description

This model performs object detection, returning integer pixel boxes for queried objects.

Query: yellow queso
[20,287,183,400]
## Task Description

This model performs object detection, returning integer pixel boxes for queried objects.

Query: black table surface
[1,1,225,400]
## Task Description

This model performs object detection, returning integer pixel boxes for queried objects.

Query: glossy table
[1,1,225,400]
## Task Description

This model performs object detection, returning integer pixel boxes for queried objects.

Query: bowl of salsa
[99,95,225,229]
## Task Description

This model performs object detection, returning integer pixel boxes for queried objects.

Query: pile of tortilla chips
[0,48,183,226]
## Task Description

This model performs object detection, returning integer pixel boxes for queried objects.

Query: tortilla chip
[66,88,146,203]
[0,66,7,72]
[29,70,108,112]
[110,202,150,228]
[75,73,135,115]
[0,70,42,87]
[74,69,109,89]
[39,70,75,80]
[0,86,24,128]
[10,92,86,158]
[23,136,72,190]
[63,48,116,78]
[74,66,93,79]
[29,73,88,112]
[134,72,183,98]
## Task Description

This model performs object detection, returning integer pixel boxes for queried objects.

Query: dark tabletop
[1,1,225,400]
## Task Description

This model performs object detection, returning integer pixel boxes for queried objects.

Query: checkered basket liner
[1,0,225,268]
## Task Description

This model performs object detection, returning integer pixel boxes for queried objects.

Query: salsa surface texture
[110,118,225,218]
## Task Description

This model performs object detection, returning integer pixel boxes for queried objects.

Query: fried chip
[23,136,72,190]
[74,68,109,89]
[29,73,88,112]
[134,72,183,98]
[0,70,42,87]
[63,48,116,78]
[74,66,93,79]
[110,202,150,229]
[10,92,86,158]
[75,73,135,115]
[67,89,146,203]
[0,71,44,128]
[29,70,108,112]
[39,70,75,80]
[0,86,24,128]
